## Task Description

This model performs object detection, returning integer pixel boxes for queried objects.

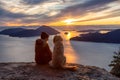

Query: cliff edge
[0,63,119,80]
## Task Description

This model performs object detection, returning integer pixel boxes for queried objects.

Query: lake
[0,28,120,71]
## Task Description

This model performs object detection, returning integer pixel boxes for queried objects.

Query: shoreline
[0,62,119,80]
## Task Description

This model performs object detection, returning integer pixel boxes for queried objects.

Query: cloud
[20,14,58,24]
[0,2,57,25]
[60,0,117,16]
[76,14,120,22]
[62,0,65,3]
[0,1,30,19]
[0,5,32,26]
[0,7,28,18]
[0,0,120,26]
[18,0,119,23]
[21,0,47,5]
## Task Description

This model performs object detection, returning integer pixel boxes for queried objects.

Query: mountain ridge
[0,26,59,37]
[71,29,120,43]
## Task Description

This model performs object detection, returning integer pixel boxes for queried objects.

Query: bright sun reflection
[64,32,71,40]
[61,31,80,63]
[99,30,110,34]
[62,31,80,40]
[66,32,71,40]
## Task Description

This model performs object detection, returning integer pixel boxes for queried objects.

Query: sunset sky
[0,0,120,26]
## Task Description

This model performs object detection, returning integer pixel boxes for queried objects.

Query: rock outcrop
[0,63,119,80]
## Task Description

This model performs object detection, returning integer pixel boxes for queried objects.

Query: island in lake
[71,29,120,44]
[0,26,59,37]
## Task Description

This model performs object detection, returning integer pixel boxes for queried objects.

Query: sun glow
[66,32,71,40]
[62,31,80,40]
[64,19,74,25]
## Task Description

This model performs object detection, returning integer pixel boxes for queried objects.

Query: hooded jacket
[35,39,52,64]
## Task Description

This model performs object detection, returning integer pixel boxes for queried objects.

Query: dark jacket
[35,39,52,64]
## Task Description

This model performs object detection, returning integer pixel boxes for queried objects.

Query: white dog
[49,35,66,68]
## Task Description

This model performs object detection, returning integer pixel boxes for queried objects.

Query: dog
[49,35,66,68]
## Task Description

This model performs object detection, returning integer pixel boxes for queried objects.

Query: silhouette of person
[35,32,52,65]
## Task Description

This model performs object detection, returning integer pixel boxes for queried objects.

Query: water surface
[0,31,120,71]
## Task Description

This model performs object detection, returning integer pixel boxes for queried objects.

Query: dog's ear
[53,36,57,43]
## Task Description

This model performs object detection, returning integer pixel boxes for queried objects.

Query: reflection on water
[61,31,80,40]
[60,31,81,63]
[63,39,79,63]
[65,32,71,40]
[60,31,120,71]
[99,30,110,34]
[58,31,80,63]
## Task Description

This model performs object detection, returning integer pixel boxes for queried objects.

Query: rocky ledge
[0,63,119,80]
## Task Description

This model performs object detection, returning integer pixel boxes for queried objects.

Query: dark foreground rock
[0,63,119,80]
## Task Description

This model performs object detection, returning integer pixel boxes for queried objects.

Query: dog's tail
[63,66,78,71]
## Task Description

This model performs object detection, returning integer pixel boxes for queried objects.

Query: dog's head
[53,35,63,43]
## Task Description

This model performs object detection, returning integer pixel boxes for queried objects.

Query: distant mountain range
[0,26,59,37]
[70,29,120,43]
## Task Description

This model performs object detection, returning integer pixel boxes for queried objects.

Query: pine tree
[109,49,120,78]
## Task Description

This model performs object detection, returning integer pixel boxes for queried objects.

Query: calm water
[0,29,120,71]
